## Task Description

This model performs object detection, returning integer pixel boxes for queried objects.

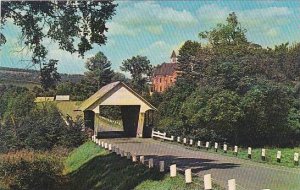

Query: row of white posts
[171,135,300,166]
[92,136,265,190]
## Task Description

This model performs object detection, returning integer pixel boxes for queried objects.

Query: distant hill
[0,67,84,87]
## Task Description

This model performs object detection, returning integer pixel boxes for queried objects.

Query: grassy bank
[63,141,224,190]
[162,139,300,168]
[56,101,83,120]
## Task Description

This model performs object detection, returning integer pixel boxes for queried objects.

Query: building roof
[78,81,156,111]
[153,62,177,76]
[34,97,55,103]
[170,50,176,58]
[55,95,70,101]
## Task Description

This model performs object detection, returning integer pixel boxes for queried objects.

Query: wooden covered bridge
[78,81,156,138]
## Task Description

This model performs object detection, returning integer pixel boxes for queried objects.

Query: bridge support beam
[137,112,145,137]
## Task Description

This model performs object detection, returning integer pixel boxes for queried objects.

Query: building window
[160,78,162,83]
[150,86,154,92]
[160,86,162,92]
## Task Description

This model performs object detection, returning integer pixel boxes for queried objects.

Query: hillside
[0,66,84,87]
[63,141,224,190]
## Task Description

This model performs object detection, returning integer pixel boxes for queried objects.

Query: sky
[1,0,300,74]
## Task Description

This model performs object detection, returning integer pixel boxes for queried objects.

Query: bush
[0,150,64,190]
[0,89,88,153]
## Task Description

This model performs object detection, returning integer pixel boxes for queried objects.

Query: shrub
[0,150,64,190]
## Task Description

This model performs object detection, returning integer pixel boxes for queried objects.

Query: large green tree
[120,55,152,93]
[155,12,300,147]
[40,59,61,91]
[84,51,114,94]
[177,40,203,84]
[1,1,117,89]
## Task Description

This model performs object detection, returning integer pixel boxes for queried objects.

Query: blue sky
[1,0,300,74]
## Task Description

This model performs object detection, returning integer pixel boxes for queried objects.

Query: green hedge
[0,150,64,190]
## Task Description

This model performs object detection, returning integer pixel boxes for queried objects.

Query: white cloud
[196,4,293,45]
[138,40,182,65]
[106,22,140,36]
[197,4,291,27]
[46,44,87,74]
[197,4,230,25]
[146,25,163,35]
[266,28,279,37]
[107,1,197,36]
[124,2,197,26]
[241,7,291,19]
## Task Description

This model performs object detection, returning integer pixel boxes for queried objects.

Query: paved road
[100,137,300,190]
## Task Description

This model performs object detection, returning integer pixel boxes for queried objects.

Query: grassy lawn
[56,101,83,120]
[163,139,300,168]
[95,115,123,129]
[63,141,224,190]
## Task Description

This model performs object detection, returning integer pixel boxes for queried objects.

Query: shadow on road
[141,155,240,173]
[97,131,127,139]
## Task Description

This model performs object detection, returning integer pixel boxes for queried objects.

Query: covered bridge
[78,81,156,138]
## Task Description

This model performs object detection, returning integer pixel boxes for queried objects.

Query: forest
[153,13,300,147]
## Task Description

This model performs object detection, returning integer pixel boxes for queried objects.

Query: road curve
[101,137,300,190]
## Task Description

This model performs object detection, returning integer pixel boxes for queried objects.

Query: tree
[84,51,114,93]
[120,55,152,93]
[111,72,130,83]
[0,87,87,153]
[56,81,74,96]
[240,83,293,146]
[177,40,203,83]
[40,59,61,91]
[199,12,248,47]
[1,1,117,67]
[199,12,249,63]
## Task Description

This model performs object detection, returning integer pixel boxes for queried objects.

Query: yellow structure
[79,81,156,138]
[34,97,55,103]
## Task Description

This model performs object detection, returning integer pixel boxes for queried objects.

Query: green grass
[163,140,300,168]
[215,146,300,168]
[64,141,106,174]
[63,141,224,190]
[95,114,123,129]
[56,101,83,120]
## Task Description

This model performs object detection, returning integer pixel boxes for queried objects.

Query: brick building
[150,50,178,94]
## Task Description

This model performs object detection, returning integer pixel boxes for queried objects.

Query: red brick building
[150,50,178,94]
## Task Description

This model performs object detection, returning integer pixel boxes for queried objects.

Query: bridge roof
[79,81,156,112]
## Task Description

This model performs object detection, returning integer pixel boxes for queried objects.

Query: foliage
[121,55,152,93]
[0,88,87,153]
[1,1,117,66]
[156,12,300,147]
[177,40,203,83]
[199,12,249,61]
[111,72,130,83]
[0,150,64,190]
[84,51,114,95]
[240,83,293,146]
[40,59,61,91]
[55,53,129,101]
[99,106,122,121]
